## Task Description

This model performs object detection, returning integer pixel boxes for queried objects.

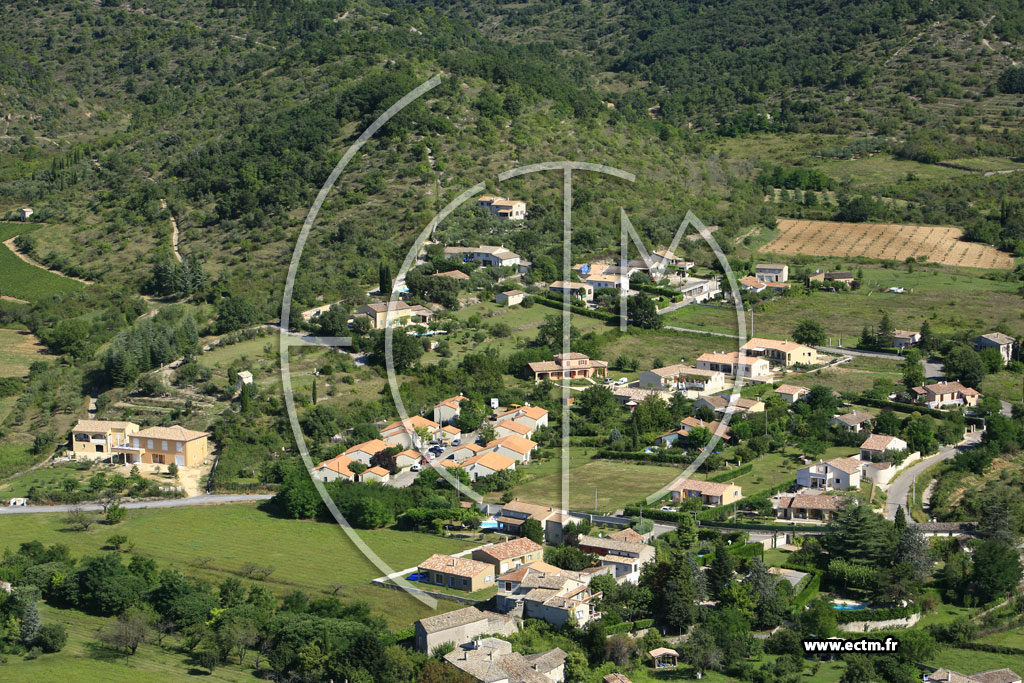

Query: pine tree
[878,312,895,348]
[19,598,41,646]
[707,544,735,601]
[919,320,935,354]
[894,505,907,532]
[311,378,318,405]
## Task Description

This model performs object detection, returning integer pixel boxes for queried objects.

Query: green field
[927,647,1024,676]
[788,355,903,395]
[0,222,86,301]
[0,328,50,377]
[981,370,1024,405]
[486,452,681,512]
[0,502,479,628]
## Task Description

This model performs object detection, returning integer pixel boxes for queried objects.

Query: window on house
[133,438,139,448]
[147,440,153,449]
[176,442,183,452]
[161,441,168,451]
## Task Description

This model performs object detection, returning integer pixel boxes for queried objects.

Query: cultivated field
[0,328,50,377]
[762,219,1015,269]
[0,222,86,301]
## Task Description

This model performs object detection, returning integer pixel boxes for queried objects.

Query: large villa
[526,352,608,382]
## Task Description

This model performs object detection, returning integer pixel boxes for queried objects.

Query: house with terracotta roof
[830,411,874,433]
[738,275,768,293]
[774,384,810,404]
[477,196,527,221]
[586,272,630,292]
[495,564,601,627]
[773,492,843,521]
[451,443,485,462]
[444,244,522,267]
[361,465,391,483]
[927,668,1020,683]
[893,329,921,348]
[550,280,594,301]
[527,352,609,382]
[311,454,357,483]
[859,433,909,461]
[495,419,534,440]
[495,500,558,536]
[117,425,210,467]
[638,364,725,393]
[496,405,550,430]
[482,434,537,463]
[473,537,544,574]
[431,269,470,281]
[696,352,772,380]
[432,395,469,425]
[394,449,422,470]
[975,332,1016,365]
[911,381,981,410]
[418,553,495,593]
[439,424,462,444]
[495,289,526,306]
[342,439,394,465]
[353,301,433,330]
[380,415,439,449]
[755,263,788,283]
[70,419,140,459]
[741,337,818,366]
[413,606,518,654]
[577,534,655,584]
[797,457,862,491]
[461,452,517,481]
[668,479,742,506]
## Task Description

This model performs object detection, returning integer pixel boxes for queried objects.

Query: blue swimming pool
[832,603,868,611]
[480,520,499,529]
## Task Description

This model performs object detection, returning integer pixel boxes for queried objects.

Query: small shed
[236,370,254,391]
[19,207,33,221]
[649,647,678,669]
[496,289,526,307]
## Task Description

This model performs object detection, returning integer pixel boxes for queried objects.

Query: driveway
[813,345,902,360]
[1,493,274,515]
[882,431,982,521]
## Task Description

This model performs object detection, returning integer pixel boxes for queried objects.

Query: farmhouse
[311,454,357,483]
[527,352,609,382]
[824,271,855,286]
[477,195,527,221]
[353,301,433,330]
[380,415,439,449]
[549,280,594,301]
[413,607,517,654]
[975,332,1016,365]
[755,263,788,282]
[678,277,721,302]
[859,434,909,461]
[910,381,980,410]
[461,452,517,481]
[444,638,567,683]
[444,244,523,268]
[696,352,771,380]
[738,275,767,293]
[418,554,495,593]
[668,479,742,506]
[773,493,842,521]
[473,537,544,574]
[638,364,725,393]
[774,384,809,404]
[693,394,765,417]
[577,534,655,584]
[496,289,526,306]
[117,425,210,467]
[797,457,862,491]
[496,405,550,430]
[70,419,139,459]
[830,411,874,433]
[740,338,818,367]
[495,563,599,623]
[432,394,469,425]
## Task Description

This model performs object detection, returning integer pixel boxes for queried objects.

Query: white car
[616,377,628,385]
[660,506,674,511]
[410,464,422,472]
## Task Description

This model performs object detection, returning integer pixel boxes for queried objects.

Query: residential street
[882,431,983,521]
[0,493,274,515]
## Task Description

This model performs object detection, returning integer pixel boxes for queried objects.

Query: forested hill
[0,0,1022,322]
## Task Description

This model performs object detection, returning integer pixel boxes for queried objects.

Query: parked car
[616,377,628,385]
[660,506,674,512]
[429,446,444,455]
[410,464,422,472]
[451,439,461,446]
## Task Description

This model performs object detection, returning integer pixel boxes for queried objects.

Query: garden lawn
[715,449,804,498]
[927,648,1024,675]
[0,502,480,628]
[977,624,1024,649]
[0,222,85,301]
[0,461,96,498]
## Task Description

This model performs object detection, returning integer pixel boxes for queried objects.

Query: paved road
[923,358,944,380]
[1,493,274,515]
[882,431,982,521]
[813,345,903,360]
[664,325,739,339]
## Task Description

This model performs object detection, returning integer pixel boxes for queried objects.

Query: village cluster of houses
[312,398,550,484]
[69,419,210,468]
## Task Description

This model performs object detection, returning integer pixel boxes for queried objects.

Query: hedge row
[594,449,693,465]
[791,572,822,611]
[603,618,656,635]
[632,282,682,301]
[855,396,952,420]
[707,463,752,482]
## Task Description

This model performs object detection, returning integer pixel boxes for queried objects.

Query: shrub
[34,623,67,653]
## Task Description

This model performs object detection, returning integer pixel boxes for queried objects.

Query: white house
[343,439,393,466]
[481,435,537,463]
[380,416,439,449]
[696,352,771,380]
[494,419,534,440]
[432,395,469,425]
[773,384,809,404]
[975,332,1016,365]
[311,454,356,483]
[549,280,594,302]
[859,434,908,461]
[495,289,526,307]
[461,452,517,481]
[830,411,874,433]
[796,457,862,491]
[892,329,921,349]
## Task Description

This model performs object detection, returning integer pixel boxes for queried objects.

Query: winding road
[882,431,982,521]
